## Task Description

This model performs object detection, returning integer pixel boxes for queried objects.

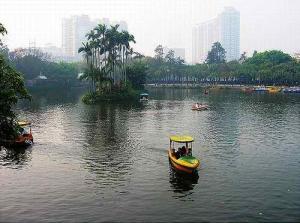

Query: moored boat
[283,87,300,93]
[168,135,200,175]
[241,86,254,93]
[267,86,281,93]
[139,93,149,101]
[14,121,33,147]
[254,86,268,92]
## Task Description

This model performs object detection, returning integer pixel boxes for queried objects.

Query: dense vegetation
[0,23,30,144]
[79,24,147,103]
[0,46,80,88]
[145,42,300,86]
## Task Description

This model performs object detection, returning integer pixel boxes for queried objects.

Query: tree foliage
[0,24,30,143]
[78,24,136,93]
[9,48,79,82]
[206,42,226,64]
[126,61,147,90]
[145,46,300,85]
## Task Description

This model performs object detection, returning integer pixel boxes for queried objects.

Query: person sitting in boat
[180,146,187,156]
[175,148,181,159]
[18,127,25,135]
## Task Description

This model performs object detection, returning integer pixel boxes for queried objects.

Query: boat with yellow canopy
[15,121,33,146]
[168,135,200,174]
[267,86,281,93]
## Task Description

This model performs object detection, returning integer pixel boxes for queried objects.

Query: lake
[1,87,300,222]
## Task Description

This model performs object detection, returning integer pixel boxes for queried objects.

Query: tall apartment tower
[192,7,240,63]
[62,15,95,58]
[219,7,240,62]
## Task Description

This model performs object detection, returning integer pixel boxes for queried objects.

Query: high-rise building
[192,7,240,64]
[62,15,95,59]
[192,19,219,64]
[62,15,128,60]
[219,7,240,62]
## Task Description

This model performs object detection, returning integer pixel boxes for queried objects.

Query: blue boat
[283,87,300,93]
[254,86,268,92]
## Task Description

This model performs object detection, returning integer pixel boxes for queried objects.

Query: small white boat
[191,103,208,111]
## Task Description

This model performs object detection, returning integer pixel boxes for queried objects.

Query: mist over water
[1,88,299,222]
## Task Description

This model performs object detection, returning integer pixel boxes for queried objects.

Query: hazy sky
[1,0,300,61]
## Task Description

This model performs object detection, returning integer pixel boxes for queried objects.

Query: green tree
[79,23,136,95]
[239,52,247,63]
[0,24,30,144]
[126,61,147,90]
[205,42,226,64]
[154,45,164,62]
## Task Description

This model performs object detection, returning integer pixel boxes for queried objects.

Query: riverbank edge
[146,84,300,89]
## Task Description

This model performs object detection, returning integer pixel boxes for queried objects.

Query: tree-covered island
[78,24,147,104]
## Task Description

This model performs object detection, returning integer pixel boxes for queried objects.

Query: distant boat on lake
[254,86,268,92]
[283,87,300,93]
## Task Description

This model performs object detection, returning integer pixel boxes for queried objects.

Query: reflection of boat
[283,87,300,93]
[191,103,208,111]
[139,93,149,101]
[169,163,199,193]
[267,86,281,93]
[254,86,268,92]
[15,121,33,147]
[168,135,200,175]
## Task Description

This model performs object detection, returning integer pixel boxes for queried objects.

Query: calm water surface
[1,88,300,222]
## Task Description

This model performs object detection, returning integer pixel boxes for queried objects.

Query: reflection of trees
[0,147,32,169]
[148,87,201,101]
[81,103,137,189]
[169,163,198,197]
[17,87,85,111]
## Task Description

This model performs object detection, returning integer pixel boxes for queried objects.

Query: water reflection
[1,87,299,222]
[80,103,138,190]
[17,87,86,111]
[169,163,199,197]
[0,146,32,168]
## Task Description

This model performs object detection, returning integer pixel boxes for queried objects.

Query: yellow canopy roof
[18,121,31,126]
[170,135,194,143]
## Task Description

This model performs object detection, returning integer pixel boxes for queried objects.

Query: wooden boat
[191,103,208,111]
[139,93,149,102]
[14,121,33,147]
[168,135,200,175]
[267,86,281,93]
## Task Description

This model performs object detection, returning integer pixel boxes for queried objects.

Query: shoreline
[146,83,300,89]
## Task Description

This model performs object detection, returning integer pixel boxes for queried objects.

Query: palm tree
[79,23,136,93]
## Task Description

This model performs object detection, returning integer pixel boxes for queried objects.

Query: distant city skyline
[1,0,300,62]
